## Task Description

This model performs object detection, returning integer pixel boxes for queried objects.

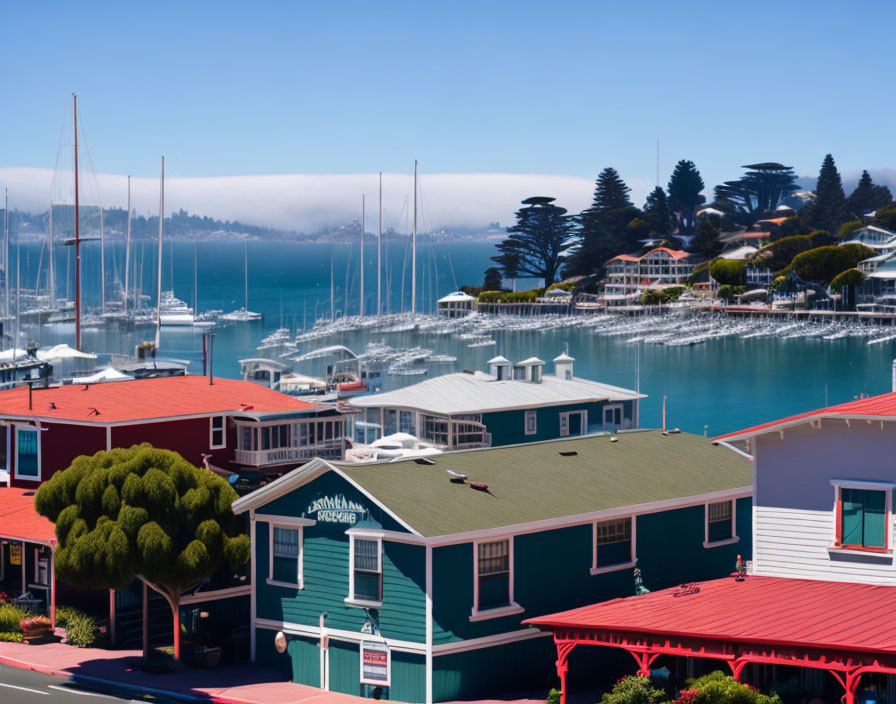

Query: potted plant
[20,615,52,642]
[193,644,222,669]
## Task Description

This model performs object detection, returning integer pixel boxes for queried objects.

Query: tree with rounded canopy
[831,268,867,311]
[709,259,746,286]
[34,444,250,661]
[789,243,874,284]
[492,197,574,286]
[714,163,798,222]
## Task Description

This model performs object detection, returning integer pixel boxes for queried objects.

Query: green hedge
[0,632,23,643]
[0,603,29,633]
[709,259,746,285]
[65,612,99,647]
[790,243,875,284]
[478,288,546,303]
[830,268,867,290]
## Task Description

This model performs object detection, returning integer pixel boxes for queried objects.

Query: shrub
[56,605,90,629]
[686,260,712,286]
[710,259,747,285]
[599,675,667,704]
[0,632,23,642]
[830,268,867,291]
[547,688,562,704]
[682,671,781,704]
[838,221,863,240]
[0,604,29,633]
[20,616,51,631]
[790,244,874,284]
[753,235,815,272]
[65,612,99,647]
[478,288,546,303]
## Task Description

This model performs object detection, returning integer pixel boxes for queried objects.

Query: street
[0,664,181,703]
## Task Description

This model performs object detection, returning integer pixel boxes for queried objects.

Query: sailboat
[221,240,263,321]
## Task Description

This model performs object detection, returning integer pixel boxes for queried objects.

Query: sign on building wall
[9,544,21,566]
[306,495,368,525]
[360,640,390,687]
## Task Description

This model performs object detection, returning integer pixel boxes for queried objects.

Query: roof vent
[462,369,474,375]
[415,458,436,465]
[447,469,467,483]
[559,451,577,457]
[470,482,489,492]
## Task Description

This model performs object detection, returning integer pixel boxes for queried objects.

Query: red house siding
[111,416,231,469]
[10,422,106,488]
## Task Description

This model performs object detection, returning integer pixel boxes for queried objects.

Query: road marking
[0,681,49,695]
[48,685,113,698]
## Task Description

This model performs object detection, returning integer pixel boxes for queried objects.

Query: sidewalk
[0,639,546,704]
[0,640,365,704]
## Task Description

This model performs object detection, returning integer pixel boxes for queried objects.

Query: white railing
[234,440,345,466]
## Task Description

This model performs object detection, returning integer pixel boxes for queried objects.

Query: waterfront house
[843,224,896,250]
[604,247,697,300]
[348,353,642,448]
[0,375,347,489]
[528,391,896,704]
[232,430,751,703]
[436,291,476,318]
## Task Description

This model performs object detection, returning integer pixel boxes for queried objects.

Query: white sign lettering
[307,495,368,524]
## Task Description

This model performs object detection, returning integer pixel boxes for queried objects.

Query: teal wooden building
[349,352,643,450]
[232,431,752,703]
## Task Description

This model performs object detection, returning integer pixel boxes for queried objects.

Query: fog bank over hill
[0,168,608,235]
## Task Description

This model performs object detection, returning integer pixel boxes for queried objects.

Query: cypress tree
[642,186,674,234]
[591,167,632,213]
[845,170,893,219]
[492,197,574,286]
[804,154,846,233]
[667,160,705,234]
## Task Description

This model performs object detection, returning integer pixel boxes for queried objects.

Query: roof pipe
[892,359,896,393]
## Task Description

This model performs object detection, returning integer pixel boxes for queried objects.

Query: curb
[0,653,210,703]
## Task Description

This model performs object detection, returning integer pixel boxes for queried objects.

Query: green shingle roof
[333,431,751,538]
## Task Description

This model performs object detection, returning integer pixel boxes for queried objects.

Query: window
[525,411,537,436]
[559,411,586,437]
[15,428,39,480]
[210,416,226,449]
[705,500,737,546]
[476,540,510,609]
[838,488,888,551]
[593,518,634,572]
[270,526,302,586]
[0,426,8,474]
[603,405,623,428]
[349,536,382,604]
[34,549,49,587]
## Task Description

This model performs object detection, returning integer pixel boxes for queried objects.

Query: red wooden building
[0,375,348,488]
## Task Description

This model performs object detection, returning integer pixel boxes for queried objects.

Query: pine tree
[482,267,503,291]
[592,168,632,213]
[845,170,893,219]
[492,197,574,286]
[804,154,846,233]
[667,160,705,234]
[642,187,674,234]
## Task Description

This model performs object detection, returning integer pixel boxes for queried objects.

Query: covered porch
[525,575,896,704]
[0,487,57,629]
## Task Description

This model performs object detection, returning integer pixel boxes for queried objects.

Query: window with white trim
[834,485,890,551]
[593,517,634,570]
[14,427,40,480]
[210,416,226,449]
[559,411,586,437]
[603,404,623,428]
[33,549,49,587]
[270,526,302,586]
[525,411,537,436]
[350,536,382,604]
[476,539,510,610]
[705,500,735,545]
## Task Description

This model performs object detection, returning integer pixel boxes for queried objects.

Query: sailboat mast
[48,201,55,305]
[100,205,105,311]
[155,156,164,348]
[412,160,417,314]
[377,172,382,317]
[124,175,131,315]
[330,245,335,320]
[244,240,248,311]
[4,189,9,325]
[193,240,198,314]
[360,194,365,317]
[74,93,82,350]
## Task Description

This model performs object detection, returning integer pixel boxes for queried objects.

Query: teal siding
[390,651,426,704]
[290,635,321,687]
[329,639,361,695]
[253,626,293,679]
[432,498,751,645]
[482,400,634,447]
[433,637,557,701]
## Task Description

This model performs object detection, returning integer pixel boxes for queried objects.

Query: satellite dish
[274,631,287,653]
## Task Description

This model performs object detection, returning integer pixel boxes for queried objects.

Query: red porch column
[627,649,659,677]
[49,547,56,631]
[728,660,747,682]
[555,641,576,704]
[829,669,862,704]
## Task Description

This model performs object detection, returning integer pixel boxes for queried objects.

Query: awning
[526,575,896,704]
[0,488,57,545]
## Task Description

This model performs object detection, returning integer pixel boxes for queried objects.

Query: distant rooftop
[0,375,326,424]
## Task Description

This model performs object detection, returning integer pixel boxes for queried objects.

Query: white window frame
[524,411,537,436]
[257,515,315,589]
[0,425,9,471]
[346,533,383,608]
[559,410,587,437]
[470,536,523,622]
[14,425,41,482]
[210,415,226,449]
[602,404,623,428]
[704,499,740,548]
[829,479,896,555]
[591,516,637,575]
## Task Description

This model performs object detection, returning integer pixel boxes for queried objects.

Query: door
[568,412,583,435]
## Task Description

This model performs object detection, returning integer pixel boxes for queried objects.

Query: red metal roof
[0,375,322,424]
[0,488,56,545]
[525,575,896,655]
[738,232,771,239]
[646,247,690,260]
[607,254,641,263]
[715,391,896,441]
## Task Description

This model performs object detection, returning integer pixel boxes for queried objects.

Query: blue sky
[1,1,894,228]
